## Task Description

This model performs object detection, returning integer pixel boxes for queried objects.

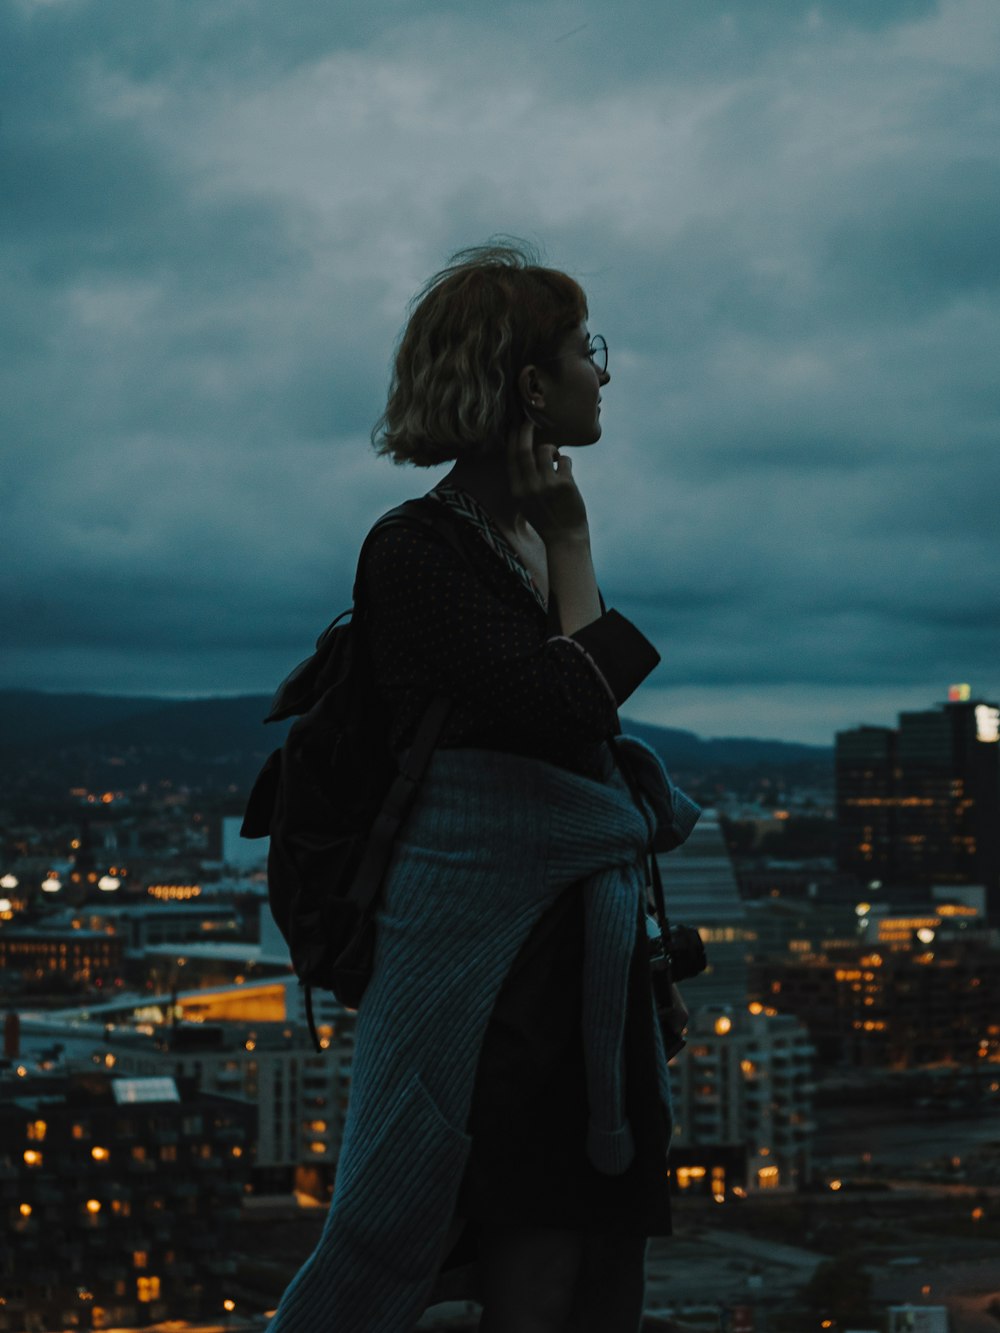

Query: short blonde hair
[371,240,588,467]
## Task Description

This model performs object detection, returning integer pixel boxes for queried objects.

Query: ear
[517,363,544,409]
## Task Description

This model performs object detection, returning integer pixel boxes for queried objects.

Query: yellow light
[972,1207,984,1220]
[104,1054,116,1068]
[28,1119,47,1141]
[231,1145,243,1157]
[310,1141,327,1154]
[245,1039,256,1051]
[23,1150,42,1166]
[822,1322,833,1329]
[748,1002,763,1015]
[86,1199,101,1214]
[223,1299,236,1312]
[714,1016,732,1035]
[829,1178,842,1191]
[91,1146,110,1162]
[855,901,871,916]
[713,1192,725,1202]
[309,1120,328,1132]
[19,1203,32,1217]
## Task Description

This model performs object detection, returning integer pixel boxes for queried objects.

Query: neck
[440,454,530,537]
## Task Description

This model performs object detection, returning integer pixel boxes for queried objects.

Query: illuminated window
[757,1165,780,1189]
[133,1250,148,1269]
[136,1275,161,1301]
[26,1119,47,1141]
[22,1150,42,1167]
[159,1145,177,1162]
[131,1145,147,1161]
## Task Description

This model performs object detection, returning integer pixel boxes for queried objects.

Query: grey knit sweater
[266,738,699,1332]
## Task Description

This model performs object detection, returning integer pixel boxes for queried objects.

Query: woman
[266,241,698,1333]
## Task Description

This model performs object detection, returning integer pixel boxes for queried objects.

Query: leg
[478,1225,585,1333]
[565,1232,648,1333]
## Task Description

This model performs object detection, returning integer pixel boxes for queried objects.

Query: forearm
[545,533,602,636]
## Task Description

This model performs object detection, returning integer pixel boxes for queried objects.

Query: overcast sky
[3,0,998,745]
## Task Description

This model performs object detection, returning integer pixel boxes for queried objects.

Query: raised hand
[507,418,589,547]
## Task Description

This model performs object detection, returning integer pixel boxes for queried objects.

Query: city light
[975,704,999,742]
[41,875,61,893]
[98,875,121,892]
[714,1015,732,1035]
[91,1146,110,1161]
[0,873,18,889]
[85,1199,101,1214]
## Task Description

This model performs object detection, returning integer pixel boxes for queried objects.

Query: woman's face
[526,322,611,449]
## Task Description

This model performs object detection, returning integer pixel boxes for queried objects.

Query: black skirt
[455,884,673,1237]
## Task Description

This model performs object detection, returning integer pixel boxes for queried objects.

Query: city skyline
[3,0,999,746]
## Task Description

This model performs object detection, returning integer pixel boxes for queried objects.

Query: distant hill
[619,717,830,769]
[0,689,832,800]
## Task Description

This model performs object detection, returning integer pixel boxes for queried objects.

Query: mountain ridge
[0,688,832,767]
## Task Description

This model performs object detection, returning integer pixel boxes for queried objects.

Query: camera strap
[648,848,670,934]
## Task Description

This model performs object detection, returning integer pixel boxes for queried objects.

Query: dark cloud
[1,0,997,742]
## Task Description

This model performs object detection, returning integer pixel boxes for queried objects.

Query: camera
[647,915,708,1059]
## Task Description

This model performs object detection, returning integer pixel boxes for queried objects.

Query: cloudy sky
[3,0,998,745]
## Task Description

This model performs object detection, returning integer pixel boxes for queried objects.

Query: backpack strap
[343,691,452,919]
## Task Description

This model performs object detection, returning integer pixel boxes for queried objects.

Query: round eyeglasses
[587,335,608,374]
[540,334,608,375]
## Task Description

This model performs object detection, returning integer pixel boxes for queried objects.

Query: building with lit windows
[654,808,754,1010]
[750,930,1000,1068]
[0,1069,254,1331]
[836,692,1000,917]
[17,977,356,1196]
[0,928,124,989]
[669,1006,815,1196]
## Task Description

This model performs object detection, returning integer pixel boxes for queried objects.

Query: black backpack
[240,497,471,1047]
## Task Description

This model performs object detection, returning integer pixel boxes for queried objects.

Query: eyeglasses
[540,334,608,375]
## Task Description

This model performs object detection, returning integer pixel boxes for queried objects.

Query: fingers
[508,421,563,491]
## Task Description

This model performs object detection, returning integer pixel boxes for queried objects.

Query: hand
[507,417,589,546]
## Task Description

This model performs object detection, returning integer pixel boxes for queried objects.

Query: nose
[598,365,610,386]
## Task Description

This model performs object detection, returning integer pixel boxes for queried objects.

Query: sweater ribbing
[266,738,699,1332]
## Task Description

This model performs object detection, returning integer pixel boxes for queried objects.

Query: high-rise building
[655,808,752,1010]
[836,694,1000,918]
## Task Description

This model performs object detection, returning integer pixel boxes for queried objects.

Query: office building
[836,693,1000,918]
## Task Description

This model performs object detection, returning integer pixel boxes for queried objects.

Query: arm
[506,418,601,636]
[363,522,659,747]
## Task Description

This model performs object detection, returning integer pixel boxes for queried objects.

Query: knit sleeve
[363,522,659,747]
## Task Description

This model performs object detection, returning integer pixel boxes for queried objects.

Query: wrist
[542,527,591,550]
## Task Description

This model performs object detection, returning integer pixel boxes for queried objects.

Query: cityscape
[1,686,998,1332]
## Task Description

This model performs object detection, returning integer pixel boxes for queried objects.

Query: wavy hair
[371,239,588,466]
